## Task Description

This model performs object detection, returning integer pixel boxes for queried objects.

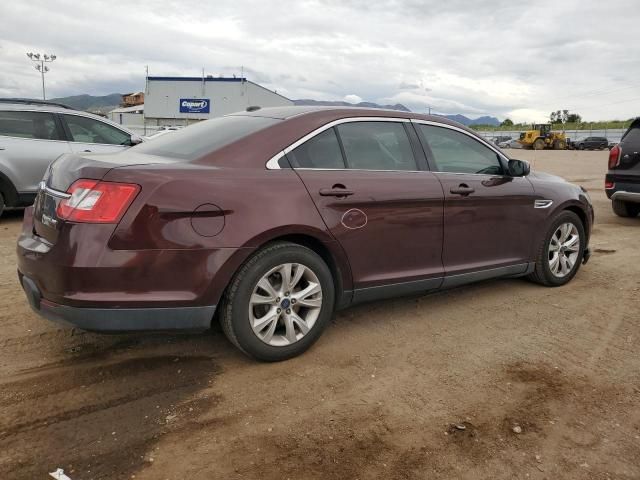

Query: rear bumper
[611,191,640,203]
[19,273,215,332]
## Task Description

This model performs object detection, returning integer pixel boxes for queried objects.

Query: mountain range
[45,94,500,126]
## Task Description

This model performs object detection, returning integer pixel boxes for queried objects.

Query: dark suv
[572,136,608,150]
[606,118,640,217]
[17,107,594,361]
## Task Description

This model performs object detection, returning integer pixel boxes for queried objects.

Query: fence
[476,128,628,144]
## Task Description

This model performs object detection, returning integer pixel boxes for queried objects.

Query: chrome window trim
[265,116,411,170]
[39,181,71,199]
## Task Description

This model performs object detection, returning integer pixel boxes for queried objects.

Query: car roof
[0,98,75,112]
[231,105,477,133]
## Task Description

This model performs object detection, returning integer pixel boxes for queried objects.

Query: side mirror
[508,159,530,177]
[129,134,143,146]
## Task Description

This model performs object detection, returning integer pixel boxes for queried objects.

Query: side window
[0,110,62,140]
[63,115,131,145]
[417,124,503,175]
[336,122,417,171]
[287,128,345,169]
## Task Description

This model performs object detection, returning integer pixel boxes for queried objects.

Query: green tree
[500,118,514,127]
[566,113,582,123]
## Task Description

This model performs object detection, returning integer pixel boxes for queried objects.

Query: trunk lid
[33,151,178,244]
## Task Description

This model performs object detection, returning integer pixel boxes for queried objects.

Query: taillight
[56,179,140,223]
[608,145,621,169]
[605,180,615,189]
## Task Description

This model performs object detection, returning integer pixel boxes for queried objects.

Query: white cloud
[343,94,363,104]
[0,0,638,121]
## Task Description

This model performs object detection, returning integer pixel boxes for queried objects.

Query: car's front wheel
[220,242,335,361]
[528,211,585,286]
[612,199,640,218]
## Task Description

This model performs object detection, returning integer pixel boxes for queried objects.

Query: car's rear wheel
[0,192,4,218]
[612,199,640,218]
[220,242,335,361]
[578,143,585,150]
[528,211,585,287]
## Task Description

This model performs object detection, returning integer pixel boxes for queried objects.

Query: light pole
[26,52,56,100]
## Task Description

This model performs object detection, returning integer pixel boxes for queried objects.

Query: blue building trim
[147,76,246,82]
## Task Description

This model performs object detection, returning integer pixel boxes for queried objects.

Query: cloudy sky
[1,0,638,122]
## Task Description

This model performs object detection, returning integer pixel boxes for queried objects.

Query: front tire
[612,199,640,218]
[528,211,586,287]
[220,242,335,361]
[533,138,545,150]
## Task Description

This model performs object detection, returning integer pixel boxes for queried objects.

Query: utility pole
[26,52,56,100]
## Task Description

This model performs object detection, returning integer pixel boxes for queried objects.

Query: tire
[612,199,640,218]
[0,192,4,218]
[578,144,585,150]
[554,139,566,150]
[219,242,335,361]
[528,211,586,287]
[533,139,545,150]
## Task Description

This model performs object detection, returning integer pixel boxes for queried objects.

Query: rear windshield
[134,115,280,160]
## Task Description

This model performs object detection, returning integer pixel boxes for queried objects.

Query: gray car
[0,99,143,216]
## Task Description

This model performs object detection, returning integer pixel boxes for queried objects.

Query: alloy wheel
[548,222,580,278]
[249,263,323,347]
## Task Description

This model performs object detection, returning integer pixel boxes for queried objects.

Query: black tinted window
[336,122,416,171]
[0,110,62,140]
[418,125,503,175]
[135,115,279,160]
[288,128,345,169]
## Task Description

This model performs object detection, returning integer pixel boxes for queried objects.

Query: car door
[414,121,536,282]
[287,119,445,302]
[0,110,71,195]
[61,114,133,154]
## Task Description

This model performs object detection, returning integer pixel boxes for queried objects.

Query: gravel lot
[1,150,638,480]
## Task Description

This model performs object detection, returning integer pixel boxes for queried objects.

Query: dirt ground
[1,150,639,480]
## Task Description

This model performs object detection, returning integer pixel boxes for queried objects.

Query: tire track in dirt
[0,351,221,480]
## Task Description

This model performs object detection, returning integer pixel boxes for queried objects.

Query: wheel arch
[208,227,353,323]
[0,169,19,207]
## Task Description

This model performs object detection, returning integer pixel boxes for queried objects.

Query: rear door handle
[319,188,354,197]
[450,184,475,196]
[83,150,92,152]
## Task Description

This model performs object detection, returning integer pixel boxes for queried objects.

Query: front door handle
[450,184,475,196]
[319,188,354,197]
[83,149,92,152]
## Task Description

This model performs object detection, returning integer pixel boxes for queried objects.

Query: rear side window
[287,128,345,169]
[337,122,417,171]
[621,124,640,146]
[418,124,503,175]
[134,115,279,160]
[63,115,131,145]
[0,110,62,140]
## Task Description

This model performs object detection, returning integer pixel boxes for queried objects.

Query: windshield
[134,115,280,160]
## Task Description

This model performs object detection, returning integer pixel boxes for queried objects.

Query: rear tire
[578,143,585,150]
[612,199,640,218]
[0,192,4,218]
[533,138,545,150]
[528,211,585,287]
[220,242,335,361]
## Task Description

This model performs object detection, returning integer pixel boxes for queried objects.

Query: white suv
[0,99,143,216]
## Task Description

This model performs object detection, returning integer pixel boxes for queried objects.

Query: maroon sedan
[17,107,593,361]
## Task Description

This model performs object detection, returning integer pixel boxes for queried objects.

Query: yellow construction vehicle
[518,124,567,150]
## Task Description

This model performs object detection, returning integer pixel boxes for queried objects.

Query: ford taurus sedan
[17,107,593,361]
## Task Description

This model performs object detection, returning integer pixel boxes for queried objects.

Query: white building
[143,76,293,126]
[108,104,145,126]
